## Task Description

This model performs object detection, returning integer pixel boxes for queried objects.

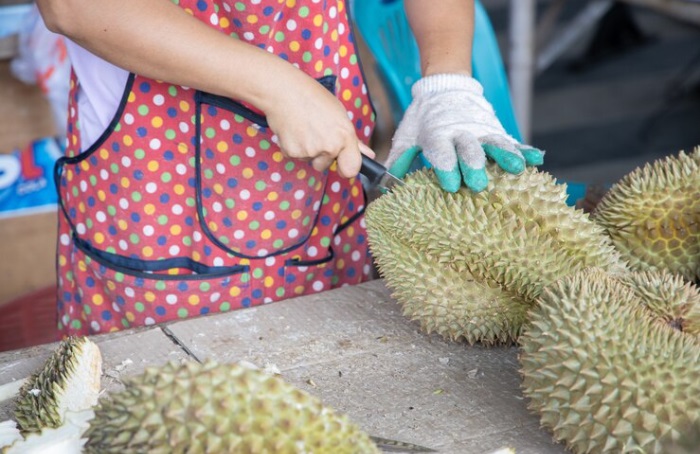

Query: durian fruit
[83,360,380,454]
[519,268,700,453]
[13,336,102,434]
[365,167,625,345]
[593,148,700,283]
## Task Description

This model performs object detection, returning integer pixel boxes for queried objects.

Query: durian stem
[668,317,684,332]
[0,379,27,403]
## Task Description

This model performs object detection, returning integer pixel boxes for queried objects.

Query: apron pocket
[66,243,252,333]
[283,246,335,298]
[193,77,337,259]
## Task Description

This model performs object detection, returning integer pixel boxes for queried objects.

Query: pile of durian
[1,148,698,454]
[366,147,700,453]
[0,337,380,453]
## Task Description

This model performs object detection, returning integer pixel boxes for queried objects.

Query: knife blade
[360,154,405,193]
[370,435,437,453]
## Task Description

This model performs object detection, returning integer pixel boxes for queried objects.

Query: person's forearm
[36,0,309,114]
[404,0,474,76]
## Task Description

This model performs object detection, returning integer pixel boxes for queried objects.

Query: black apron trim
[194,75,337,129]
[54,73,137,237]
[196,91,269,127]
[285,245,335,267]
[73,234,249,281]
[335,206,364,236]
[60,73,137,164]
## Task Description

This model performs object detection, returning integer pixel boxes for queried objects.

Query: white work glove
[385,73,544,193]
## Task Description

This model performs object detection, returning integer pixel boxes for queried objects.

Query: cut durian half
[14,336,102,434]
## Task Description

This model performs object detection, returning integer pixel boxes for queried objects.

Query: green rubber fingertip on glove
[459,162,489,193]
[434,167,462,193]
[483,144,526,175]
[520,147,544,166]
[388,146,423,178]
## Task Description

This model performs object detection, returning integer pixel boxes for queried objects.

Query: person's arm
[35,0,372,177]
[403,0,474,77]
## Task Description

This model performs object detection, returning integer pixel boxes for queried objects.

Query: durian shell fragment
[366,168,624,345]
[83,360,380,454]
[593,148,700,282]
[2,409,93,454]
[519,269,700,453]
[13,336,102,434]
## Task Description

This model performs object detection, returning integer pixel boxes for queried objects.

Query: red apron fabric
[55,0,375,335]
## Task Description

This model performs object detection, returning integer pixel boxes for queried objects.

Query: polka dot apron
[55,0,375,335]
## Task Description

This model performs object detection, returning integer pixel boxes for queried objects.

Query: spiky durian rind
[83,360,380,454]
[366,167,625,345]
[619,269,700,335]
[520,269,700,454]
[14,336,102,434]
[593,148,700,282]
[368,223,530,345]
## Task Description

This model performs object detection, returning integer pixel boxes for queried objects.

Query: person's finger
[419,134,461,193]
[385,105,420,170]
[459,164,489,193]
[359,141,376,159]
[310,153,336,173]
[519,146,545,167]
[387,145,422,179]
[483,144,525,175]
[433,165,462,193]
[454,131,488,193]
[481,135,525,175]
[484,144,525,174]
[454,131,486,169]
[335,141,362,178]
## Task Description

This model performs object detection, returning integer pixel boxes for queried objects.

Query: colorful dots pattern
[56,0,374,336]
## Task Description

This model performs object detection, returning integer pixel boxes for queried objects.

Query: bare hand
[264,73,375,178]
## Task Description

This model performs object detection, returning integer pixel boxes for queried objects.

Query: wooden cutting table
[0,280,566,454]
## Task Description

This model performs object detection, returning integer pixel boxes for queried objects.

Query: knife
[360,154,405,193]
[370,435,437,453]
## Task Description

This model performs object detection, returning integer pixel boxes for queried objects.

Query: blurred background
[362,0,700,186]
[485,0,700,186]
[0,0,699,351]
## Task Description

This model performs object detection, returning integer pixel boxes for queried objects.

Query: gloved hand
[385,73,544,193]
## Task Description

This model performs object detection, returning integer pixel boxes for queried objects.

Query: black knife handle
[360,154,387,187]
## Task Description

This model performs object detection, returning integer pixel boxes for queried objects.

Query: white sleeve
[65,40,129,151]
